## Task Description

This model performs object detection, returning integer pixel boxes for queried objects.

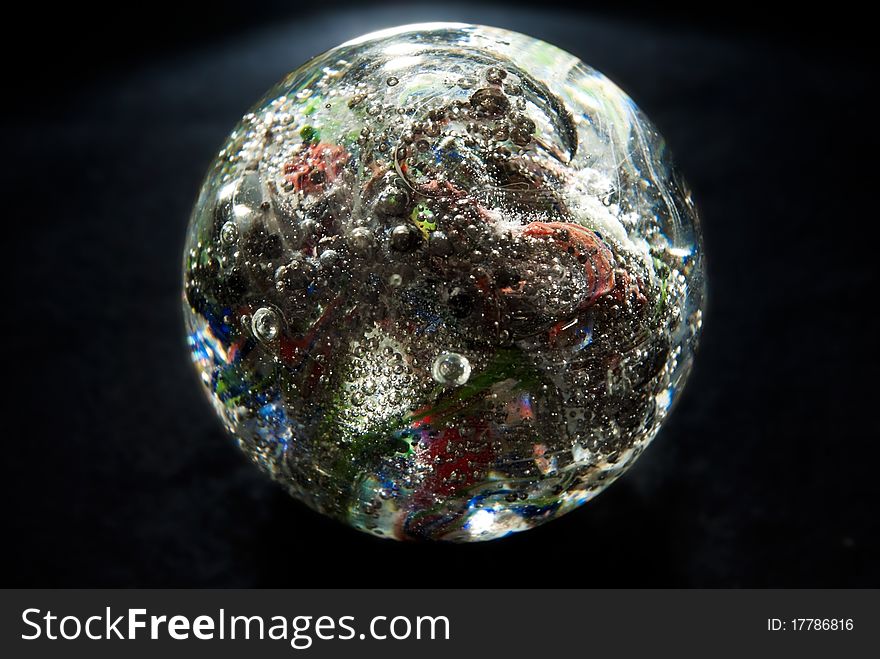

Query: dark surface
[3,2,876,587]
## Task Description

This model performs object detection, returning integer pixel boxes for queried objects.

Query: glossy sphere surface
[183,23,704,541]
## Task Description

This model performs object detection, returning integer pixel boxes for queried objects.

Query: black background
[3,0,876,587]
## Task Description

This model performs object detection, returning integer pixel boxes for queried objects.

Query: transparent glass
[183,23,704,541]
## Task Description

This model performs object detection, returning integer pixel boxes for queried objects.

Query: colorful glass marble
[183,23,704,541]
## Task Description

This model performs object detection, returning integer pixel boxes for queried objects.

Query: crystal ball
[183,23,704,541]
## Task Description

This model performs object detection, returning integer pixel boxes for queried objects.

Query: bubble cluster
[183,23,704,541]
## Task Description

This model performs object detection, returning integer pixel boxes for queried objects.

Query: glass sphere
[183,23,704,541]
